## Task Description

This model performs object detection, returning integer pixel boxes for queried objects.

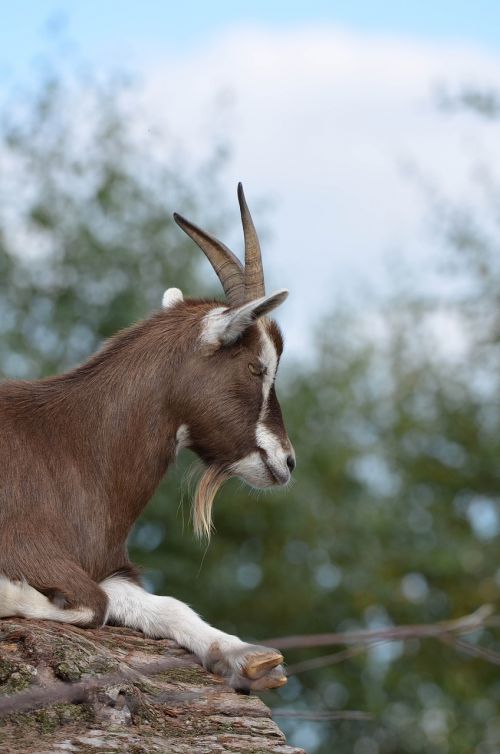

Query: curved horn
[173,213,245,306]
[237,183,265,301]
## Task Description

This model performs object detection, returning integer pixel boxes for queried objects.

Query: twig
[265,604,495,650]
[440,634,500,666]
[286,644,374,675]
[272,709,373,722]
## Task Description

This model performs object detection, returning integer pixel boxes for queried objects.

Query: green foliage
[0,70,498,754]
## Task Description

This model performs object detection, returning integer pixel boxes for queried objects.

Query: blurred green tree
[0,66,498,754]
[259,91,500,753]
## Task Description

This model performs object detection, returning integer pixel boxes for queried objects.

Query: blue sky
[2,1,500,77]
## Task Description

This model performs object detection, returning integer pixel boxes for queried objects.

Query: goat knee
[0,565,108,628]
[43,580,109,628]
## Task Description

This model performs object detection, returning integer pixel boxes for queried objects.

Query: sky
[1,2,500,355]
[3,2,500,63]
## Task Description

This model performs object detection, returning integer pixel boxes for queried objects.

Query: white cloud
[141,24,500,355]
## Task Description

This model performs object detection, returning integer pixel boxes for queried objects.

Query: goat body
[0,186,294,690]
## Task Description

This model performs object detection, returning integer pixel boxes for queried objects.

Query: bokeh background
[1,3,499,753]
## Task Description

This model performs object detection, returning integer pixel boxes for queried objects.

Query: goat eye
[248,363,266,377]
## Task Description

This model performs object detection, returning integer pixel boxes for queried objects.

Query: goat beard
[192,465,230,539]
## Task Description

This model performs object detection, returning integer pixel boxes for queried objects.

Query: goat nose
[286,454,296,473]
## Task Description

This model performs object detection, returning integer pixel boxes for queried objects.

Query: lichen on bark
[0,618,305,754]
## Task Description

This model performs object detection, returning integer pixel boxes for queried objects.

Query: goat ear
[203,289,288,345]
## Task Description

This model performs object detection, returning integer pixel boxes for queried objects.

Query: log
[0,618,305,754]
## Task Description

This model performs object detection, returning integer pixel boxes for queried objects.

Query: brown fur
[0,299,289,624]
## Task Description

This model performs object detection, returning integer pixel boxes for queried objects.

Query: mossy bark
[0,618,305,754]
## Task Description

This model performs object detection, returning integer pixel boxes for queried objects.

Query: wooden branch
[1,604,497,753]
[0,619,305,754]
[0,656,197,718]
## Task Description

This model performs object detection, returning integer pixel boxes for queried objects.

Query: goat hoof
[242,662,287,691]
[243,649,284,679]
[206,642,287,691]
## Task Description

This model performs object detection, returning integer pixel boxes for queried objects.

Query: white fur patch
[256,423,288,463]
[162,288,184,308]
[230,451,273,488]
[101,576,244,661]
[226,322,292,487]
[0,576,94,625]
[175,423,191,455]
[200,306,228,344]
[258,325,278,410]
[252,325,290,485]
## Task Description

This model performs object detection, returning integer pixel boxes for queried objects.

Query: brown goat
[0,184,294,690]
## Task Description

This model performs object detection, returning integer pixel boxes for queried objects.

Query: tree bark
[0,618,305,754]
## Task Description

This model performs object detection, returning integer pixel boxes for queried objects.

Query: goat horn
[237,183,265,301]
[173,213,245,306]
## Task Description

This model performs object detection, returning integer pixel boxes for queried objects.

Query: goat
[0,184,294,690]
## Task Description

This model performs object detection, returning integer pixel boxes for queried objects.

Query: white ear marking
[162,288,184,308]
[201,306,229,344]
[200,290,288,346]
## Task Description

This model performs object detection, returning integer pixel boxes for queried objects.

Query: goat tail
[192,465,230,539]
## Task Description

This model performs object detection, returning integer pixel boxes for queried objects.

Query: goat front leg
[101,575,286,691]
